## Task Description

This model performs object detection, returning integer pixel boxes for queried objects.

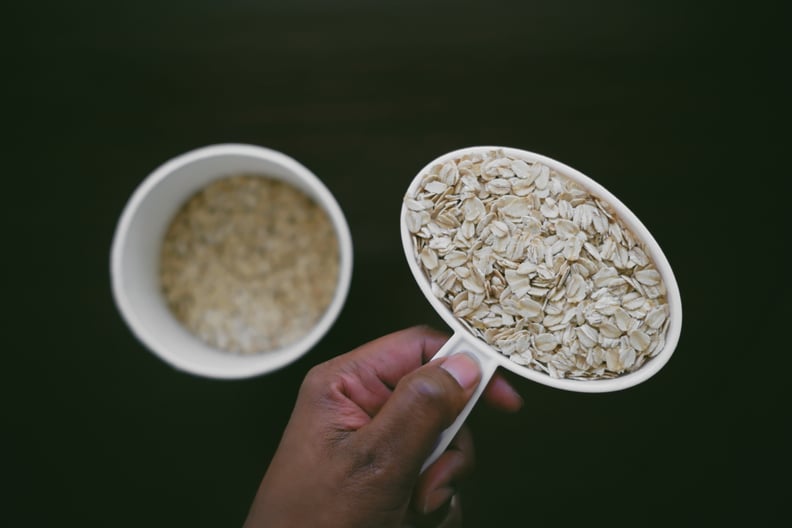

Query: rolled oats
[405,149,670,379]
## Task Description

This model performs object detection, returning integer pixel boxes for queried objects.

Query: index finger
[345,326,449,388]
[342,326,523,412]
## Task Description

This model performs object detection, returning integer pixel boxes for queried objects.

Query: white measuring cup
[400,146,682,471]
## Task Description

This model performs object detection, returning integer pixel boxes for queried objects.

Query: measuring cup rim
[400,146,682,393]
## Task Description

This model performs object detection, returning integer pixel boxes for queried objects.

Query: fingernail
[441,353,481,389]
[422,486,455,514]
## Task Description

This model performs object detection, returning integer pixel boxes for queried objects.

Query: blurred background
[5,0,779,525]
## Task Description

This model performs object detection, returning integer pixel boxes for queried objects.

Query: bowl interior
[111,144,353,378]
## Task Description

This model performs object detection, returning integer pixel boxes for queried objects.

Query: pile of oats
[160,175,339,354]
[405,150,670,379]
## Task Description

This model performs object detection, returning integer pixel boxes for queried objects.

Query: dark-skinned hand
[244,326,523,527]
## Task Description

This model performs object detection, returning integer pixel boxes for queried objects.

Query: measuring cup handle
[421,332,499,473]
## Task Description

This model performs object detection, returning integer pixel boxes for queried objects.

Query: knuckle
[301,362,331,395]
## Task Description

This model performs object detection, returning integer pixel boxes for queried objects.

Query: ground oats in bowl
[160,175,340,355]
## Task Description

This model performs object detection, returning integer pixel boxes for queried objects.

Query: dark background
[5,0,781,526]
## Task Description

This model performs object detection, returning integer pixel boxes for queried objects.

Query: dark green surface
[5,1,778,525]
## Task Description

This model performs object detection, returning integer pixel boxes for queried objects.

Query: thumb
[360,353,481,478]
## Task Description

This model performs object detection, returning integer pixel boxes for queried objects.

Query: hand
[244,326,523,528]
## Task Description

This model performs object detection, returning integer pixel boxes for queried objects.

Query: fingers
[353,353,481,479]
[343,326,521,411]
[413,425,475,515]
[344,325,449,388]
[406,494,462,528]
[314,326,449,421]
[482,374,524,412]
[322,325,520,444]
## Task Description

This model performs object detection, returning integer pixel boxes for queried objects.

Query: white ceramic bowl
[111,144,353,379]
